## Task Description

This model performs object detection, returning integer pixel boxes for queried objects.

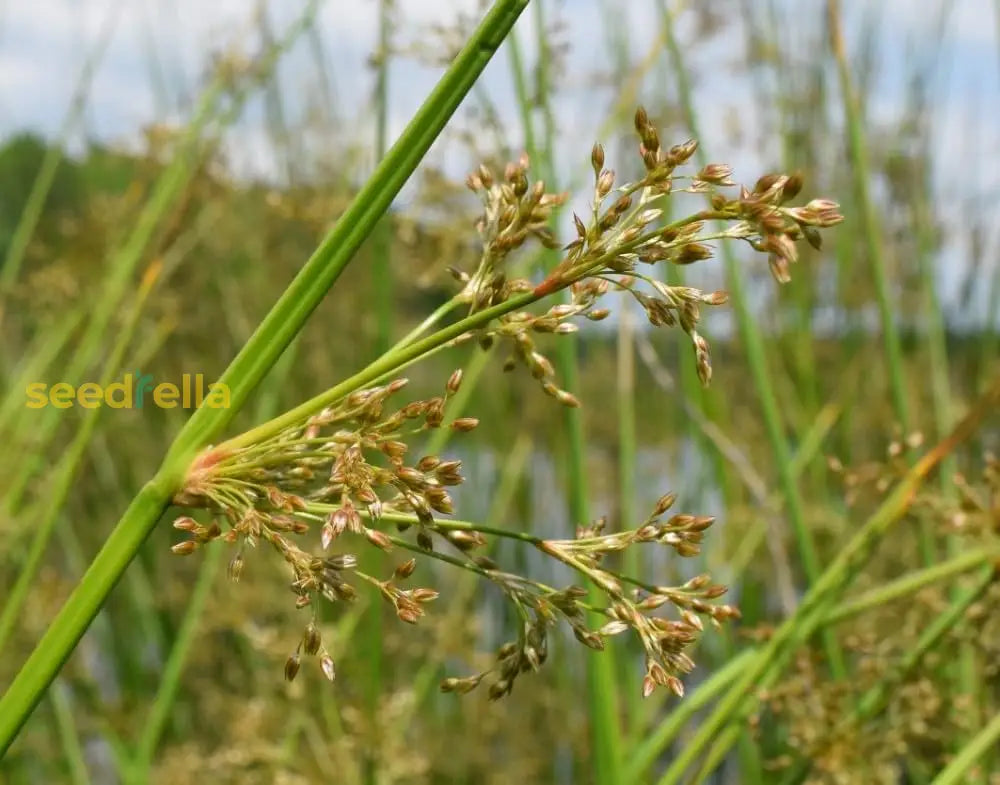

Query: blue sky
[1,0,998,326]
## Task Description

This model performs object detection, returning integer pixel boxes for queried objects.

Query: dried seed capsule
[782,171,803,201]
[591,143,605,175]
[320,653,336,681]
[284,653,301,682]
[227,553,244,582]
[172,516,199,532]
[450,417,479,432]
[417,455,441,472]
[642,675,656,698]
[364,527,392,551]
[596,169,615,199]
[445,369,463,394]
[394,558,416,579]
[634,105,649,132]
[303,622,322,655]
[653,492,678,516]
[440,675,481,694]
[411,588,439,603]
[321,522,336,551]
[488,679,512,701]
[426,488,454,514]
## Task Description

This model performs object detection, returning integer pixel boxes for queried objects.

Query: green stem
[628,524,996,781]
[362,5,393,778]
[0,2,120,300]
[931,702,1000,785]
[0,263,160,654]
[827,0,910,432]
[0,478,171,757]
[824,547,998,625]
[781,565,996,785]
[128,544,224,782]
[654,378,999,783]
[50,681,91,785]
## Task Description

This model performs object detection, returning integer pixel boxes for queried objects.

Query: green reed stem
[629,541,997,781]
[0,262,159,654]
[0,0,528,756]
[361,3,394,779]
[0,305,85,436]
[654,376,1000,783]
[127,543,223,783]
[827,2,920,555]
[372,0,393,356]
[50,680,90,785]
[781,564,996,785]
[0,1,120,305]
[931,699,1000,785]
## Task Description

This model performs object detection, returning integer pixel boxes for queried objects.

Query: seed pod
[394,558,416,579]
[364,527,392,551]
[417,455,441,472]
[227,553,244,582]
[782,171,803,201]
[426,487,454,514]
[598,621,629,637]
[642,675,656,698]
[440,675,481,694]
[450,417,479,432]
[653,492,678,516]
[411,588,439,603]
[634,106,649,132]
[596,169,615,199]
[591,143,605,175]
[303,622,322,655]
[488,679,512,701]
[284,653,301,682]
[320,653,336,681]
[172,516,199,532]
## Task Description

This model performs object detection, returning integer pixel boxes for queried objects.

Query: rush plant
[0,39,843,757]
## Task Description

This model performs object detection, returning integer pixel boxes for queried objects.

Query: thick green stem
[0,479,172,756]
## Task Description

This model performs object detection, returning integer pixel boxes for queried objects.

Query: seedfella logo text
[25,372,230,409]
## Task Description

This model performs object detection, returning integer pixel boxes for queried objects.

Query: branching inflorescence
[170,107,843,700]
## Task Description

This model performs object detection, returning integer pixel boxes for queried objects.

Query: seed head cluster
[458,106,843,391]
[169,107,845,699]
